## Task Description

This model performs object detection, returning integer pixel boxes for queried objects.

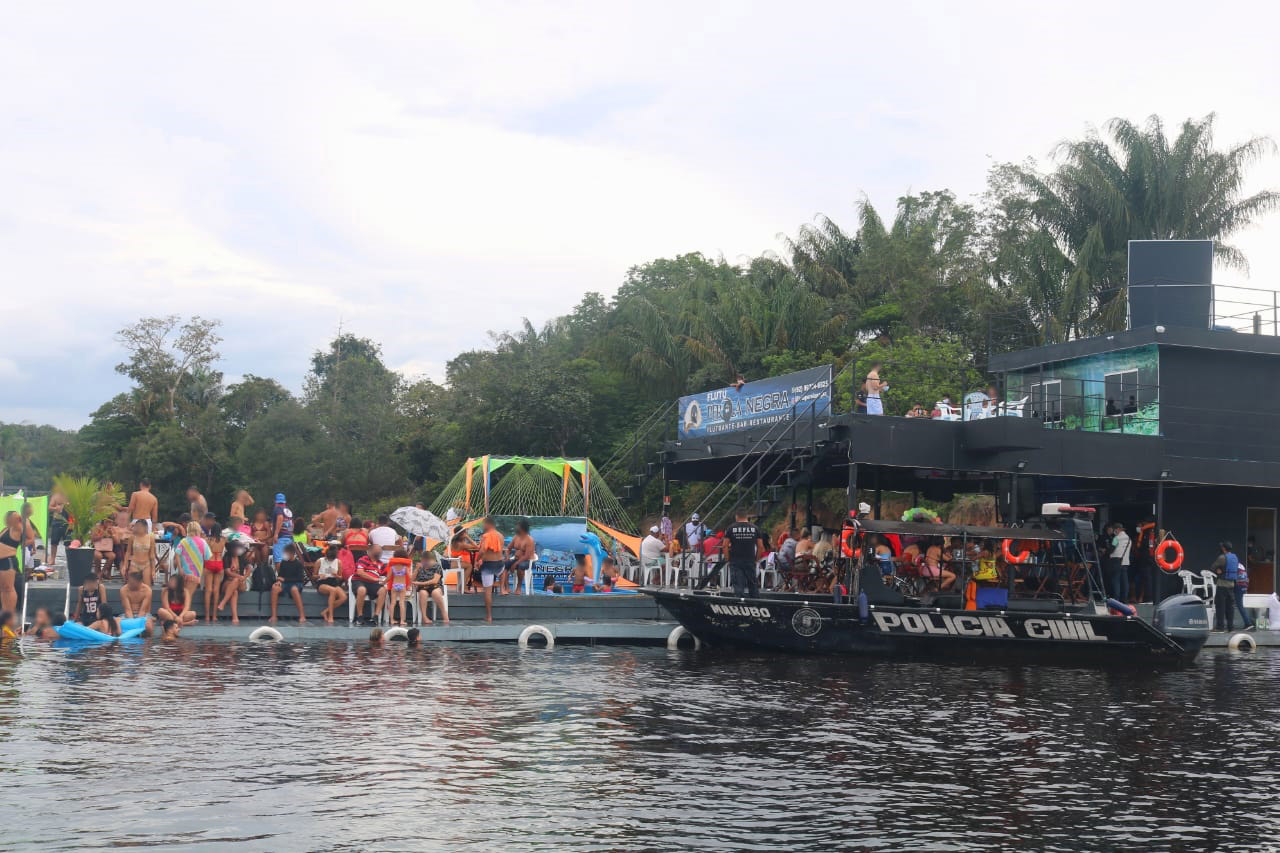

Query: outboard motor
[1154,594,1212,643]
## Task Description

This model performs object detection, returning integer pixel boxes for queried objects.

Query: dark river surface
[1,639,1276,851]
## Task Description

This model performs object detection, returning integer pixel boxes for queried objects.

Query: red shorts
[206,560,224,573]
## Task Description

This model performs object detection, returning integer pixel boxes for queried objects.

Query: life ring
[248,626,284,642]
[1228,632,1256,652]
[1155,539,1184,572]
[840,526,858,558]
[667,625,701,650]
[1002,539,1031,565]
[384,626,409,641]
[518,624,555,649]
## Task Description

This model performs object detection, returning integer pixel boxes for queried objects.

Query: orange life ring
[840,526,857,558]
[1002,538,1031,565]
[1154,539,1184,573]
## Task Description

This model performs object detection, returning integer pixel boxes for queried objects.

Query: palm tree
[1011,113,1280,335]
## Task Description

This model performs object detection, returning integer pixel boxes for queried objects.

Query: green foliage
[53,474,123,542]
[10,113,1274,530]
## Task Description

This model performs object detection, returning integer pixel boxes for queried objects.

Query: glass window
[1031,380,1062,423]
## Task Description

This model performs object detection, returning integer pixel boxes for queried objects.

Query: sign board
[678,365,832,439]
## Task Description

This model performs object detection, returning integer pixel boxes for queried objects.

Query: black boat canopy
[855,520,1068,541]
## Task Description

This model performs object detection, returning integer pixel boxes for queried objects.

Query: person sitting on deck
[343,518,370,558]
[922,543,957,591]
[640,526,667,583]
[158,574,197,626]
[352,544,387,625]
[270,542,308,624]
[74,572,105,626]
[119,570,152,619]
[502,518,536,595]
[413,552,449,625]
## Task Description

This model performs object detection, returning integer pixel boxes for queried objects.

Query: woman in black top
[0,511,23,613]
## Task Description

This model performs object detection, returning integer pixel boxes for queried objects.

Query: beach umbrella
[390,506,449,542]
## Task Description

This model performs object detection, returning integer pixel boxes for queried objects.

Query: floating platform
[19,580,681,646]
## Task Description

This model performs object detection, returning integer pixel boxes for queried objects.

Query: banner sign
[678,365,832,438]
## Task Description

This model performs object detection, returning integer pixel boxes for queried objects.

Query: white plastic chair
[934,403,961,421]
[757,554,781,591]
[1003,395,1030,417]
[963,392,989,421]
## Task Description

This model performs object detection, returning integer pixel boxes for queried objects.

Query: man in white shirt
[640,525,666,567]
[684,514,705,551]
[1108,523,1132,601]
[369,515,401,564]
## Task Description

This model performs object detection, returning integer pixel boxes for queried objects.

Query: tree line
[6,114,1276,521]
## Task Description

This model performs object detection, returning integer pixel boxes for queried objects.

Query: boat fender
[1001,539,1031,565]
[248,626,284,642]
[1155,539,1185,573]
[384,626,409,641]
[518,624,555,649]
[1228,632,1256,652]
[858,591,869,622]
[667,625,701,650]
[1106,598,1136,617]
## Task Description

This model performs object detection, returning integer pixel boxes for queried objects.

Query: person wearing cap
[684,514,707,552]
[271,493,295,565]
[857,502,872,519]
[640,525,667,583]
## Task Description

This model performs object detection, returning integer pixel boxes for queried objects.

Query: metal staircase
[598,400,676,503]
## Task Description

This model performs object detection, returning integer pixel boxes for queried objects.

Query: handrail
[598,400,675,483]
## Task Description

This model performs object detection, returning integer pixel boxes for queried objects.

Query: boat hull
[648,589,1207,665]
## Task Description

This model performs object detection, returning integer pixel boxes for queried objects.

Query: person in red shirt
[352,543,387,625]
[476,517,506,623]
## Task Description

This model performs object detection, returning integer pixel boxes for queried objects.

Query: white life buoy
[384,626,409,641]
[248,626,284,642]
[518,624,555,649]
[1228,632,1256,652]
[667,625,701,650]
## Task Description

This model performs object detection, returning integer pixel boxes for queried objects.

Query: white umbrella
[390,506,449,543]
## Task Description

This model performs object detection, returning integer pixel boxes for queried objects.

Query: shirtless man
[187,486,208,521]
[312,500,340,537]
[159,618,182,640]
[476,516,506,622]
[503,518,536,595]
[864,362,888,416]
[119,570,153,618]
[126,478,159,530]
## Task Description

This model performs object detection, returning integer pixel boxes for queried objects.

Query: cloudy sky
[4,1,1278,428]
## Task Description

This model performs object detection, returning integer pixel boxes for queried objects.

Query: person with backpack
[1211,541,1243,632]
[313,544,349,624]
[270,493,295,565]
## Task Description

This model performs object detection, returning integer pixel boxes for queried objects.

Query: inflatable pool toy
[56,620,147,643]
[248,625,284,642]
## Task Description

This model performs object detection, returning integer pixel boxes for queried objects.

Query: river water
[1,640,1277,851]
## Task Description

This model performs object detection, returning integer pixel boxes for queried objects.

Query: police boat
[647,505,1210,665]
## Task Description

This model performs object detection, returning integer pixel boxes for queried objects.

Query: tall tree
[1002,114,1279,335]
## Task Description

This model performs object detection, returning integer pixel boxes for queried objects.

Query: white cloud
[2,0,1279,429]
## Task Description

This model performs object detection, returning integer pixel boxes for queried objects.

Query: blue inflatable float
[56,617,148,643]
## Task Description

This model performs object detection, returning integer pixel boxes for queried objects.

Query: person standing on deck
[504,518,536,595]
[864,363,888,415]
[1108,523,1131,603]
[1211,541,1242,632]
[722,509,765,597]
[476,517,506,623]
[270,493,295,565]
[126,479,159,531]
[186,486,208,522]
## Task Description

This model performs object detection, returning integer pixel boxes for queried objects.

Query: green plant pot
[66,547,95,586]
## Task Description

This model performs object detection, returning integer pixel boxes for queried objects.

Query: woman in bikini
[313,544,348,624]
[229,490,254,533]
[202,526,226,622]
[158,574,196,626]
[216,541,248,624]
[122,519,158,588]
[250,509,272,567]
[0,511,28,614]
[88,603,122,637]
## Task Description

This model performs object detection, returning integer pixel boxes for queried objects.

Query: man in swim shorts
[126,478,158,531]
[503,518,536,595]
[477,516,506,623]
[119,570,153,618]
